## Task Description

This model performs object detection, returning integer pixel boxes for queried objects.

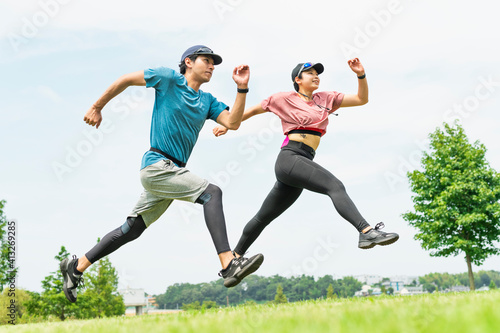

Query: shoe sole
[60,258,77,303]
[224,254,264,288]
[359,235,399,249]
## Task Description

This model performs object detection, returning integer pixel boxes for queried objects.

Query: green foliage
[242,300,257,306]
[0,200,14,292]
[182,301,201,311]
[25,245,124,321]
[273,284,288,304]
[326,284,336,299]
[155,274,362,309]
[419,270,500,292]
[489,280,497,290]
[80,256,125,318]
[201,300,218,310]
[25,246,83,321]
[182,300,219,311]
[403,122,500,288]
[0,288,31,325]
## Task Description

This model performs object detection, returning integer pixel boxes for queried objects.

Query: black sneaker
[358,222,399,249]
[219,253,264,288]
[60,255,84,303]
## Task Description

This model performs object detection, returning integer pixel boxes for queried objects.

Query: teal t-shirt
[141,67,228,169]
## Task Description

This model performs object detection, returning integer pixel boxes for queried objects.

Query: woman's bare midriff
[287,133,321,151]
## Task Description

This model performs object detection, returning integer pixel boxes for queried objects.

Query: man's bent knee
[195,183,222,205]
[121,215,147,240]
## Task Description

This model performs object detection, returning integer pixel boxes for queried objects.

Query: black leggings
[234,140,370,255]
[85,184,231,263]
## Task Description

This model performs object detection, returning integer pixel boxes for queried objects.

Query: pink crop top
[261,91,344,136]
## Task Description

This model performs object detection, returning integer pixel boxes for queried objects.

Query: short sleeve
[144,67,175,92]
[315,91,344,113]
[207,95,229,122]
[261,94,276,112]
[330,91,345,112]
[261,96,271,111]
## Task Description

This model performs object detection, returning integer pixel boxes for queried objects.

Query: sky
[1,0,500,295]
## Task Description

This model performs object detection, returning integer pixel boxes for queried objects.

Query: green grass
[2,291,500,333]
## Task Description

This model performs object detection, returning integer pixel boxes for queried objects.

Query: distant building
[354,285,382,297]
[397,285,427,296]
[354,275,383,285]
[384,280,405,292]
[477,285,490,292]
[146,294,158,310]
[119,287,147,315]
[449,285,470,292]
[391,275,419,285]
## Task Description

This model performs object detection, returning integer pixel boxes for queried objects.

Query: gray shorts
[129,160,209,227]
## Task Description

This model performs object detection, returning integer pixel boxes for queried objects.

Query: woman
[213,58,398,257]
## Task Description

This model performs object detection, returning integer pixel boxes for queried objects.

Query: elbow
[358,97,368,105]
[226,123,241,131]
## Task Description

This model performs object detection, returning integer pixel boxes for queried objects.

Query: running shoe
[60,255,84,303]
[219,253,264,288]
[358,222,399,249]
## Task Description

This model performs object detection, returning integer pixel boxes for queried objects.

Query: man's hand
[347,58,365,76]
[84,105,103,129]
[232,64,250,88]
[213,125,229,137]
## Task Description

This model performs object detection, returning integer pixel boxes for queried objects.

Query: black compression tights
[195,183,231,254]
[85,184,231,263]
[234,141,370,255]
[86,215,147,263]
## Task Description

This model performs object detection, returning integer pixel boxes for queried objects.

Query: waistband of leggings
[282,140,316,158]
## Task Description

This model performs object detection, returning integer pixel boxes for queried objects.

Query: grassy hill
[2,290,499,333]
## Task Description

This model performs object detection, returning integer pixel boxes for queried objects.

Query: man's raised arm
[215,65,250,130]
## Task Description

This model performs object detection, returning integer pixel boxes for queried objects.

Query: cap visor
[196,53,223,65]
[312,63,324,75]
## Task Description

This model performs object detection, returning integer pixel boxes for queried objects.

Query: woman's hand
[213,125,229,137]
[347,58,365,76]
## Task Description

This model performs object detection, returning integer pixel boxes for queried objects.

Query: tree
[25,246,82,320]
[273,284,288,304]
[82,255,125,318]
[0,288,31,325]
[403,122,500,290]
[26,245,124,321]
[326,284,337,299]
[201,300,218,310]
[182,301,201,311]
[489,280,497,290]
[0,200,15,292]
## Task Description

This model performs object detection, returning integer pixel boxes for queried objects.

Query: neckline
[295,92,315,103]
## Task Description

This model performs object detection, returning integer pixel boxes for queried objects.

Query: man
[60,45,264,303]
